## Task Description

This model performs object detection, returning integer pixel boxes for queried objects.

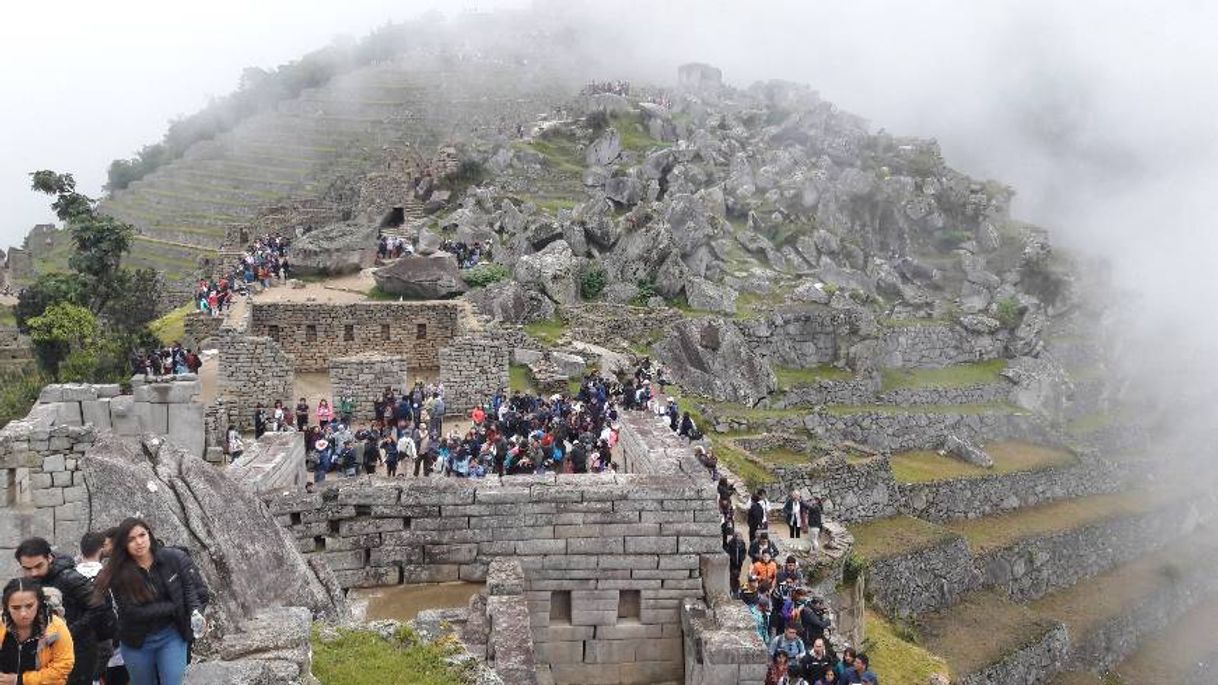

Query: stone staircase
[377,193,426,241]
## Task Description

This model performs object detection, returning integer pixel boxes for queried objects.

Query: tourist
[93,518,210,685]
[0,578,75,685]
[748,490,769,542]
[840,653,877,684]
[751,550,779,589]
[75,532,120,685]
[337,394,355,425]
[835,648,857,681]
[807,497,824,553]
[719,498,735,547]
[769,625,807,661]
[800,638,834,683]
[225,426,243,462]
[253,404,267,439]
[813,668,838,685]
[765,652,790,685]
[795,594,832,648]
[340,440,358,477]
[362,429,380,475]
[739,576,760,607]
[294,398,309,431]
[313,439,332,484]
[776,556,802,590]
[717,476,735,503]
[382,435,399,477]
[316,399,333,429]
[783,491,806,539]
[693,445,718,481]
[749,532,779,564]
[15,538,104,685]
[271,400,286,432]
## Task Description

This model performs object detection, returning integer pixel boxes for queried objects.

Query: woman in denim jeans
[93,519,209,685]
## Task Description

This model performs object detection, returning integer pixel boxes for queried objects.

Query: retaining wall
[773,455,898,523]
[879,324,1002,368]
[804,409,1052,453]
[439,337,509,414]
[867,536,979,619]
[328,354,410,421]
[958,623,1068,685]
[216,329,295,433]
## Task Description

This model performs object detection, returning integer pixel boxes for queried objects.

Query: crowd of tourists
[128,343,203,378]
[5,521,209,685]
[194,233,291,317]
[439,239,492,269]
[580,80,631,96]
[376,235,414,260]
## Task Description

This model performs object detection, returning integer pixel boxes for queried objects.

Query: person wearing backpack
[16,538,105,685]
[92,519,210,685]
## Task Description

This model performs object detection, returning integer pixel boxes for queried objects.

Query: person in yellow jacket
[0,578,74,685]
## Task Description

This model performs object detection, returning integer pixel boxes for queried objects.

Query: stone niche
[250,301,461,372]
[329,353,410,420]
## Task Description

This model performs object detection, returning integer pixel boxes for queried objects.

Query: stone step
[1028,523,1218,675]
[1107,594,1218,683]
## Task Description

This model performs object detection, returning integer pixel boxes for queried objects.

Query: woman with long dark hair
[0,578,75,684]
[92,519,209,685]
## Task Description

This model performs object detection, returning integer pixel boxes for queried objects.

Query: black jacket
[747,500,766,530]
[724,537,748,569]
[110,545,210,648]
[45,555,104,646]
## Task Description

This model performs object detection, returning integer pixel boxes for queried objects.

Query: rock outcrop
[514,240,579,306]
[654,318,777,406]
[373,253,467,299]
[290,221,378,276]
[942,434,994,468]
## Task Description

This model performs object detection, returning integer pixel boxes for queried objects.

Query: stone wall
[879,323,1001,368]
[228,432,307,493]
[878,382,1012,406]
[772,455,898,523]
[482,559,540,685]
[263,414,749,685]
[680,599,768,685]
[562,304,683,348]
[216,329,295,432]
[804,408,1052,452]
[249,301,461,372]
[329,354,410,420]
[439,337,509,414]
[772,378,875,408]
[183,311,224,348]
[897,457,1121,522]
[958,623,1068,685]
[130,376,205,457]
[867,536,979,618]
[737,304,874,368]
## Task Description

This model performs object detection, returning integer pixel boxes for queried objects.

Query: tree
[29,170,134,314]
[27,302,97,380]
[14,272,84,332]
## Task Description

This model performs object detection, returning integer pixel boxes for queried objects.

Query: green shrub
[311,625,463,685]
[461,263,509,288]
[842,552,869,586]
[994,297,1023,329]
[630,279,657,306]
[0,369,45,430]
[580,268,607,300]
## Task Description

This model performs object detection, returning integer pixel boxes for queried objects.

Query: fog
[5,0,1216,439]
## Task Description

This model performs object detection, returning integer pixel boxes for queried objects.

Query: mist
[6,0,1217,440]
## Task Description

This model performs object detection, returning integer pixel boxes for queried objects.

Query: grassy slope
[880,359,1008,392]
[311,625,465,685]
[773,364,854,389]
[849,516,960,561]
[149,303,195,346]
[920,591,1060,680]
[865,611,950,685]
[944,491,1157,553]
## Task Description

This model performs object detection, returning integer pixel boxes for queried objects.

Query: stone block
[536,640,584,665]
[55,501,84,522]
[369,545,423,567]
[678,536,725,554]
[401,564,461,584]
[0,508,53,543]
[52,402,82,426]
[94,384,121,398]
[424,543,477,564]
[167,403,205,457]
[109,396,138,436]
[60,384,98,401]
[332,566,400,588]
[41,454,65,473]
[625,536,679,554]
[337,518,404,536]
[80,400,112,431]
[598,555,659,570]
[51,471,71,487]
[32,488,64,507]
[322,550,366,571]
[134,380,201,404]
[136,402,169,435]
[567,537,623,555]
[61,485,86,504]
[595,622,664,640]
[29,473,52,490]
[38,385,64,403]
[570,608,619,626]
[514,539,567,556]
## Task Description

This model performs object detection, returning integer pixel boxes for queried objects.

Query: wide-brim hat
[315,440,329,451]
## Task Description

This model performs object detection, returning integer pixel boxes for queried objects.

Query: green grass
[1066,411,1113,435]
[0,369,45,430]
[520,196,579,214]
[311,624,464,685]
[0,306,15,327]
[945,491,1155,553]
[755,447,811,466]
[849,516,960,561]
[890,441,1078,483]
[509,364,537,394]
[610,113,666,153]
[773,364,854,389]
[921,591,1060,680]
[880,359,1008,392]
[523,317,567,345]
[710,435,773,491]
[517,135,584,175]
[865,610,951,685]
[824,402,1027,417]
[149,304,194,346]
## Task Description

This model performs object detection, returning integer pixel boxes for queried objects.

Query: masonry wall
[804,409,1053,453]
[773,455,899,523]
[264,415,737,685]
[216,330,295,432]
[329,354,409,421]
[250,302,461,372]
[879,323,1003,368]
[438,338,509,414]
[183,312,224,348]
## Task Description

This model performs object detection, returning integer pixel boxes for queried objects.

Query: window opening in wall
[381,324,391,341]
[416,323,427,340]
[267,325,280,341]
[380,207,405,229]
[344,325,355,342]
[550,590,572,624]
[618,590,641,621]
[305,324,317,342]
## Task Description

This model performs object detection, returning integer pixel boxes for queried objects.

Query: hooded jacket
[0,615,75,685]
[42,556,103,647]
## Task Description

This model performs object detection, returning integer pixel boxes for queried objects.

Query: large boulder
[942,435,994,468]
[654,318,777,406]
[586,128,622,167]
[514,240,579,306]
[464,280,556,324]
[290,221,377,276]
[686,276,738,315]
[416,226,442,255]
[373,254,467,299]
[82,434,345,637]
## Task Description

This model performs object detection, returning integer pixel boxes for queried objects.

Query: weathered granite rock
[943,434,994,468]
[686,277,738,315]
[514,240,578,306]
[82,434,345,638]
[605,176,644,206]
[416,226,442,255]
[464,280,556,324]
[372,254,467,299]
[585,128,621,167]
[290,221,378,276]
[655,318,777,405]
